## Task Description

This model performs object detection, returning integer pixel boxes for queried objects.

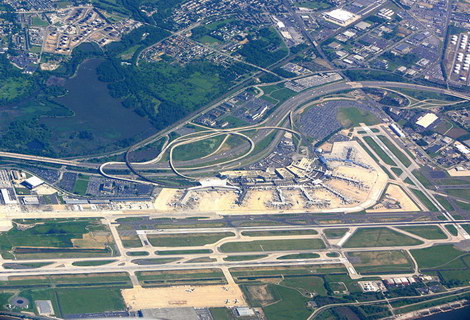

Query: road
[361,124,470,239]
[1,220,466,282]
[1,80,467,180]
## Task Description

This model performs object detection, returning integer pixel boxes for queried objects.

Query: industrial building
[416,113,438,128]
[22,176,45,189]
[323,9,360,27]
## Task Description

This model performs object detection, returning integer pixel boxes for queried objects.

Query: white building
[23,176,44,189]
[416,113,438,128]
[1,189,17,205]
[323,9,360,26]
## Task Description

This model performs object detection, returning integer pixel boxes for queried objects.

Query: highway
[2,80,468,185]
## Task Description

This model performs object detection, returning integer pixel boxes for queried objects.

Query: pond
[41,58,156,156]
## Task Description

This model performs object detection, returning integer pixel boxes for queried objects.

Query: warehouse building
[323,9,360,26]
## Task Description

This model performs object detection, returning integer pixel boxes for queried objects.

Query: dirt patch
[122,284,246,309]
[246,284,276,306]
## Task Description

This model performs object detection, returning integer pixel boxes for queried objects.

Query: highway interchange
[1,76,470,317]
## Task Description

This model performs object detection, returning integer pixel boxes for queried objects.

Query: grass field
[127,251,149,256]
[412,170,432,188]
[172,135,226,161]
[277,253,320,259]
[378,135,411,167]
[411,189,438,211]
[210,307,235,320]
[137,268,226,286]
[72,174,89,195]
[223,255,268,261]
[71,260,116,266]
[281,275,327,296]
[324,228,349,239]
[241,230,317,237]
[131,258,179,264]
[0,218,113,259]
[219,239,325,253]
[445,225,458,236]
[347,250,414,274]
[343,228,423,248]
[397,226,447,240]
[336,107,379,128]
[147,232,234,247]
[231,265,347,280]
[0,273,131,288]
[56,287,125,315]
[262,285,312,320]
[445,189,470,201]
[363,137,397,166]
[436,195,454,211]
[455,200,470,211]
[156,249,213,255]
[391,167,403,176]
[411,245,469,270]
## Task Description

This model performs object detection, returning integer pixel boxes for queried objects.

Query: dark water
[418,306,470,319]
[41,58,156,154]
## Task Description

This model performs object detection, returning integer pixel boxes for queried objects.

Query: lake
[41,58,156,156]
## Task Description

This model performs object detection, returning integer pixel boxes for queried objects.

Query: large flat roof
[416,113,438,128]
[324,9,360,25]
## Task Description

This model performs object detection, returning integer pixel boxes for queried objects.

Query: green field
[391,167,403,176]
[120,234,143,248]
[436,195,454,211]
[348,250,414,274]
[277,253,320,260]
[241,230,317,237]
[219,239,325,253]
[231,265,347,280]
[56,287,125,315]
[455,200,470,210]
[343,228,423,248]
[445,189,470,201]
[223,255,268,261]
[397,226,447,240]
[0,218,113,259]
[324,228,349,239]
[131,258,179,264]
[411,189,438,211]
[336,107,380,128]
[172,135,226,161]
[281,275,327,296]
[210,307,235,320]
[147,232,234,247]
[378,135,412,167]
[156,249,213,255]
[71,260,116,266]
[411,245,469,270]
[72,174,90,195]
[294,0,333,10]
[262,285,312,320]
[0,272,131,288]
[127,251,149,256]
[445,225,458,236]
[137,268,226,286]
[412,170,432,188]
[363,137,397,166]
